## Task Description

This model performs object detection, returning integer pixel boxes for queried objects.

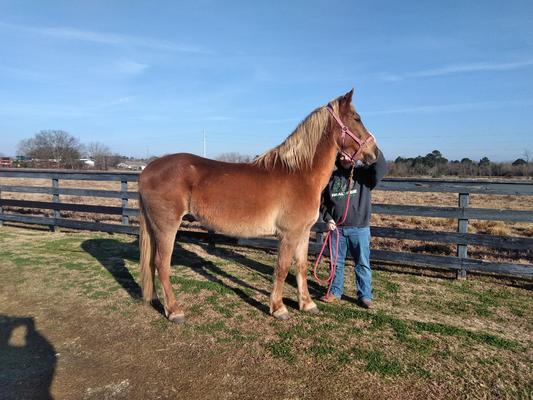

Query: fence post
[208,229,216,249]
[121,180,129,226]
[456,192,469,279]
[51,178,60,232]
[315,232,324,254]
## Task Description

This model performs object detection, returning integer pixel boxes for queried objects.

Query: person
[319,148,388,308]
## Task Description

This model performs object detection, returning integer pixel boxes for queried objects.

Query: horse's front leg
[270,237,295,320]
[294,234,319,313]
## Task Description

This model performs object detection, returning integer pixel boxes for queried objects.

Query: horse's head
[328,89,378,167]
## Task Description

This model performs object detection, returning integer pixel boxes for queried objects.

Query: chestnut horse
[138,89,378,323]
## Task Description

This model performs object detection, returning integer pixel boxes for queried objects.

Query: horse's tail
[139,195,156,303]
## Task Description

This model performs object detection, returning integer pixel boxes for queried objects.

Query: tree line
[16,130,128,169]
[388,150,531,177]
[13,131,531,177]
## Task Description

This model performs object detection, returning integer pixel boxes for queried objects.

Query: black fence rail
[1,168,532,279]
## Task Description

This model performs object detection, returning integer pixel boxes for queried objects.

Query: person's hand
[327,220,337,231]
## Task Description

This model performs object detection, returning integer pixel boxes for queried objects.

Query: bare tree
[86,142,112,170]
[216,152,252,163]
[18,130,83,168]
[524,149,531,177]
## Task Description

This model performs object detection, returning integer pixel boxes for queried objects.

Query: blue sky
[0,0,532,161]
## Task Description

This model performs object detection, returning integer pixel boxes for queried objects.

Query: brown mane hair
[253,99,341,171]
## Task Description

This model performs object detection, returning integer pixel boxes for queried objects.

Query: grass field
[0,226,531,399]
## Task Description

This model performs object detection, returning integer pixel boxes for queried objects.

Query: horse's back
[139,153,288,237]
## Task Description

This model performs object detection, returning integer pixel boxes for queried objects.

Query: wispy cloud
[0,96,137,118]
[0,65,54,81]
[0,21,209,54]
[366,100,533,115]
[255,117,299,125]
[95,96,136,109]
[382,59,533,81]
[114,61,149,75]
[0,103,95,118]
[203,116,235,121]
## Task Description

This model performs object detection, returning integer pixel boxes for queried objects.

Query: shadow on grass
[173,242,271,314]
[0,315,57,400]
[80,236,356,316]
[81,238,143,299]
[81,237,272,315]
[81,238,166,316]
[201,242,358,304]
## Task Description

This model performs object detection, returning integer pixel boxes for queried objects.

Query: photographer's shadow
[0,315,57,400]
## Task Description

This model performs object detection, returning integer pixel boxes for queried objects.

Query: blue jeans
[329,226,372,301]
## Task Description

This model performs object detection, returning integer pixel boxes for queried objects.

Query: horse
[138,89,378,323]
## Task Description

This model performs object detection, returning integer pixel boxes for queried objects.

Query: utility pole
[203,129,206,158]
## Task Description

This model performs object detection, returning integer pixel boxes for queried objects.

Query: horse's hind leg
[294,234,318,313]
[152,224,183,323]
[270,237,296,320]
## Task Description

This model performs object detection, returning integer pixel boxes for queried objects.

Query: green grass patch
[266,341,295,363]
[11,257,36,267]
[322,302,519,353]
[412,321,521,351]
[382,279,401,294]
[0,249,14,258]
[150,318,170,331]
[278,323,307,340]
[309,341,336,359]
[188,303,202,314]
[220,328,252,344]
[351,347,404,376]
[196,320,226,334]
[86,289,110,300]
[170,276,233,295]
[213,305,233,318]
[40,237,84,252]
[337,351,351,365]
[63,261,89,271]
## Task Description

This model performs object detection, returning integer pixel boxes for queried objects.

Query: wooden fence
[0,168,532,279]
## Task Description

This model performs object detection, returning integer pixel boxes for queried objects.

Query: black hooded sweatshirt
[320,149,388,228]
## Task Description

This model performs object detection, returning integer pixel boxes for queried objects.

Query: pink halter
[326,104,375,164]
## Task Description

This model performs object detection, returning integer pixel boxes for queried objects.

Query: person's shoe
[320,294,340,303]
[358,298,373,309]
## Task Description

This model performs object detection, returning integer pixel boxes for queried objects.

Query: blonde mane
[253,99,340,171]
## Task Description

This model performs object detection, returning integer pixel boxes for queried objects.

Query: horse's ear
[340,89,354,107]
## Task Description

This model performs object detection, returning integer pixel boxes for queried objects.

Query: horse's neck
[306,132,338,189]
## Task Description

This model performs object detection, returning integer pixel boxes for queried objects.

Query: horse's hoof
[168,313,185,324]
[304,306,320,314]
[274,312,290,321]
[272,308,290,321]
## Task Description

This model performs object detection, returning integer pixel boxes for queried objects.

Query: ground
[0,226,531,400]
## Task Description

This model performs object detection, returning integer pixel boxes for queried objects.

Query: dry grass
[370,189,532,266]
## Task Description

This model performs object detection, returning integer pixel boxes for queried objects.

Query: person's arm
[361,148,388,189]
[320,187,333,223]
